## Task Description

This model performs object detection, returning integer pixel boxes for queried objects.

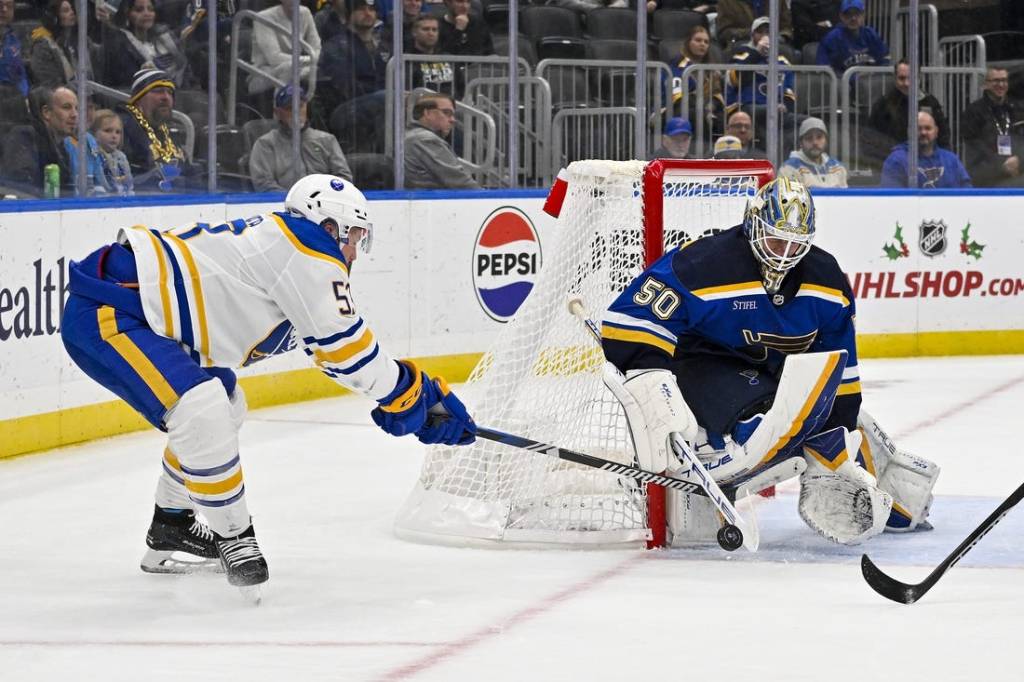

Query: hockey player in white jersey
[60,175,476,599]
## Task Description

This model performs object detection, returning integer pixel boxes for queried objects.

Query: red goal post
[641,158,775,547]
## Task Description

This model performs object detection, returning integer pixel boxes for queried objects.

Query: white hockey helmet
[284,174,373,253]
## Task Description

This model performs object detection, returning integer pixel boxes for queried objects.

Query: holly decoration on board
[959,223,985,261]
[883,223,910,260]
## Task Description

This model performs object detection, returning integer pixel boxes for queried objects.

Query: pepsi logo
[330,178,345,191]
[472,207,542,323]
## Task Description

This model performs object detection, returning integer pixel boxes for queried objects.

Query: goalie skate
[140,506,223,575]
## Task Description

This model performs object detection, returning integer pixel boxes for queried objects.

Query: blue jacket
[0,26,28,96]
[64,133,108,196]
[817,25,889,75]
[880,142,972,188]
[726,49,795,113]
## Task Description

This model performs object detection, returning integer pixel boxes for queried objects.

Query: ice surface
[2,355,1023,681]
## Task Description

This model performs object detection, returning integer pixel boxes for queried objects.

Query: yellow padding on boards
[0,353,482,460]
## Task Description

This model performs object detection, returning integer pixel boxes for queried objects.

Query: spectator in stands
[816,0,888,77]
[178,0,236,92]
[407,15,455,96]
[249,84,352,192]
[318,0,388,153]
[670,24,724,137]
[724,110,766,158]
[552,0,626,18]
[119,68,195,192]
[4,86,77,196]
[315,0,347,43]
[91,108,134,196]
[868,60,950,150]
[438,0,492,55]
[725,18,798,148]
[960,67,1024,188]
[380,0,425,51]
[64,121,107,196]
[405,92,479,189]
[716,0,792,50]
[881,110,971,188]
[815,0,888,77]
[780,116,848,188]
[0,0,29,100]
[248,0,321,99]
[650,117,693,160]
[99,0,190,89]
[712,134,744,159]
[30,0,96,87]
[790,0,839,51]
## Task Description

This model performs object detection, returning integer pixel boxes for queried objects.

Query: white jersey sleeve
[120,211,400,402]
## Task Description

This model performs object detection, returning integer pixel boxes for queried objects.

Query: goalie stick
[861,480,1024,604]
[567,298,759,552]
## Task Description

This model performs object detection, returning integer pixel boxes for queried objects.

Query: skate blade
[238,584,262,606]
[140,549,224,575]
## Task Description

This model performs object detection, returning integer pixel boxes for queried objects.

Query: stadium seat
[537,37,587,61]
[586,8,637,41]
[546,66,597,110]
[520,5,583,57]
[651,9,708,42]
[492,33,538,66]
[482,0,510,33]
[802,42,820,66]
[347,152,394,190]
[586,39,641,62]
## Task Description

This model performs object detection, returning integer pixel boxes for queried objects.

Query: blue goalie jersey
[601,225,861,431]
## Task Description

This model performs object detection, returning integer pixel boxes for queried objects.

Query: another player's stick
[861,480,1024,604]
[567,298,759,552]
[475,426,714,497]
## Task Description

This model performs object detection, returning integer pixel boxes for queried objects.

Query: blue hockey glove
[371,361,476,446]
[416,378,476,446]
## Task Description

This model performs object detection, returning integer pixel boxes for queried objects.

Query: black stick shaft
[862,480,1024,604]
[476,426,710,497]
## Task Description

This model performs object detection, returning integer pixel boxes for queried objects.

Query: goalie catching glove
[799,426,892,545]
[371,360,476,446]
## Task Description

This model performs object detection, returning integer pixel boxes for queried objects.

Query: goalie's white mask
[743,177,815,294]
[284,174,374,254]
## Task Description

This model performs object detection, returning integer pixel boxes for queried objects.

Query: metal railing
[464,76,554,187]
[940,34,987,70]
[840,64,984,180]
[536,58,671,156]
[551,106,637,172]
[226,9,319,126]
[679,63,839,165]
[894,3,940,66]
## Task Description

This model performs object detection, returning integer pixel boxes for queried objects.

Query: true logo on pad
[472,207,542,323]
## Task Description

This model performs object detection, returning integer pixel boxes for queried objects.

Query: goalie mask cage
[395,159,775,549]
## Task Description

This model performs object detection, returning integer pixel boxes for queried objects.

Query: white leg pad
[858,410,940,532]
[667,490,722,547]
[165,380,250,537]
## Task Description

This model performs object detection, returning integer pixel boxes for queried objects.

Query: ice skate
[215,524,269,604]
[140,506,223,574]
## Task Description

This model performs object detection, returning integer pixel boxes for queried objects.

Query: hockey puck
[717,524,743,551]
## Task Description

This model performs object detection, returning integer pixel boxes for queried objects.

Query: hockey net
[394,159,775,548]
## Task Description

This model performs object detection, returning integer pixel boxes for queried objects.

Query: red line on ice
[374,553,647,681]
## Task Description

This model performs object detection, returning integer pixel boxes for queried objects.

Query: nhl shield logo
[919,220,948,257]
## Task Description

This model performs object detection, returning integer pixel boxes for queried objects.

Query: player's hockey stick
[567,298,759,552]
[861,480,1024,604]
[475,425,714,497]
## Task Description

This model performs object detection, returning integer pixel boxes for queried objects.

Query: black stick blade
[861,554,921,605]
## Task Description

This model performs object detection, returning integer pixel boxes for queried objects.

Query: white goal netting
[394,159,772,548]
